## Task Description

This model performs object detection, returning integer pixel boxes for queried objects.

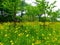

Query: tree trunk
[13,3,16,27]
[39,15,41,22]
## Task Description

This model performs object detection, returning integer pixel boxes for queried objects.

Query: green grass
[0,22,60,45]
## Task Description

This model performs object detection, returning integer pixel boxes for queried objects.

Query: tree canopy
[0,0,60,22]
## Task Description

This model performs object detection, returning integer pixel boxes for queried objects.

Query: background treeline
[0,0,60,22]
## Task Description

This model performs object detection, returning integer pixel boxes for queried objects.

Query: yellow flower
[0,24,4,29]
[26,34,29,37]
[35,40,41,44]
[10,40,13,43]
[0,42,3,45]
[53,30,56,33]
[10,40,14,45]
[32,43,34,45]
[42,34,45,36]
[25,30,28,33]
[18,33,24,37]
[4,34,8,37]
[48,34,51,36]
[11,42,14,45]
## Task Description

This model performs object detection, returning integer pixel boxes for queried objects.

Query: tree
[50,9,60,22]
[0,0,4,15]
[34,0,58,28]
[26,5,38,21]
[36,0,57,21]
[0,0,25,22]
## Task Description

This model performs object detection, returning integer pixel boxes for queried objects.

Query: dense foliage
[0,0,60,22]
[0,22,60,45]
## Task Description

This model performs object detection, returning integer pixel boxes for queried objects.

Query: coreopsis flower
[0,24,4,29]
[11,42,14,45]
[26,34,29,37]
[32,43,34,45]
[48,34,51,36]
[35,40,41,44]
[4,34,8,37]
[18,33,24,37]
[0,42,3,45]
[10,40,13,43]
[42,33,45,36]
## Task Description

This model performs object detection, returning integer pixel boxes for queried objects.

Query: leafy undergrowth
[0,22,60,45]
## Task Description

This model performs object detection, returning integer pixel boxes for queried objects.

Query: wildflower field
[0,22,60,45]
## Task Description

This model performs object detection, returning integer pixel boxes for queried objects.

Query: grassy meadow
[0,22,60,45]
